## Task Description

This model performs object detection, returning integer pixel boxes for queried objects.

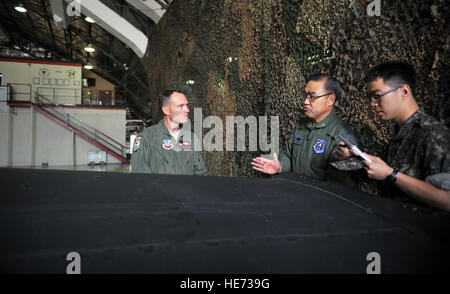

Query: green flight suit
[279,110,358,180]
[131,120,207,175]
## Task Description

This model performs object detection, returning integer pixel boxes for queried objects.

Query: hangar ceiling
[0,0,173,121]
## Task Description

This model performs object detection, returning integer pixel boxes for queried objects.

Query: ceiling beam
[125,0,164,24]
[68,26,149,92]
[0,23,9,42]
[0,0,12,17]
[40,0,58,52]
[154,0,169,10]
[63,0,148,58]
[4,22,148,114]
[49,0,71,29]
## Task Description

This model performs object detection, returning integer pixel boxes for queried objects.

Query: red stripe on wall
[7,103,125,110]
[56,106,126,110]
[0,58,81,67]
[7,103,32,107]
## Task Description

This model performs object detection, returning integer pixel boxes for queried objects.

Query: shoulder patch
[133,137,143,152]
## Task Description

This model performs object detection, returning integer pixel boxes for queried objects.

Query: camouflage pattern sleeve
[422,127,450,177]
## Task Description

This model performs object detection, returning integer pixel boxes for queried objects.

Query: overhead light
[14,3,27,13]
[84,64,93,70]
[85,16,95,23]
[84,44,95,53]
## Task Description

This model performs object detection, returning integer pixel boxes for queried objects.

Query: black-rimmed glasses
[301,92,332,102]
[369,86,402,104]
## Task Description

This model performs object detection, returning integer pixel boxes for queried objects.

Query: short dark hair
[159,89,185,107]
[306,74,341,101]
[365,61,417,97]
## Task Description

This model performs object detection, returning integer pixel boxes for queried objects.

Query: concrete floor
[10,163,132,173]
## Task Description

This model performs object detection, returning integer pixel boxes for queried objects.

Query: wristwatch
[385,169,399,184]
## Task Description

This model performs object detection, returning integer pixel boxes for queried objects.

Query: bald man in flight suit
[131,89,206,176]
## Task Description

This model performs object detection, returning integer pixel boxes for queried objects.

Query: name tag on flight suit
[178,140,191,150]
[293,136,303,145]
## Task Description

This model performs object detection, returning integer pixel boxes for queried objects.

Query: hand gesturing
[252,153,281,175]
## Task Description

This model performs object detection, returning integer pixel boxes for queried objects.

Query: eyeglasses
[301,92,332,102]
[369,86,402,104]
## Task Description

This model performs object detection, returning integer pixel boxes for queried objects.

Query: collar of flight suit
[157,119,172,136]
[305,109,338,130]
[157,119,191,138]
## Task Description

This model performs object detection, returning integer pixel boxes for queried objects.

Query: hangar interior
[0,0,449,275]
[0,0,448,176]
[0,0,173,168]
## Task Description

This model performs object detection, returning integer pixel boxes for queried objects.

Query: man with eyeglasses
[339,61,450,211]
[252,74,359,181]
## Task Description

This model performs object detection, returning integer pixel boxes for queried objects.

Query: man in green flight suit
[252,74,358,181]
[131,89,207,175]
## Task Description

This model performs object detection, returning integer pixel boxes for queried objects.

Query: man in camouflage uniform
[252,74,359,181]
[131,89,207,176]
[341,61,450,211]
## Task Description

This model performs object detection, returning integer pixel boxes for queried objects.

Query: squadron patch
[162,139,173,150]
[313,139,326,154]
[133,136,142,152]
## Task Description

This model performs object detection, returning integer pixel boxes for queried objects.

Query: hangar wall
[82,70,117,106]
[0,106,126,167]
[0,58,82,105]
[141,0,449,178]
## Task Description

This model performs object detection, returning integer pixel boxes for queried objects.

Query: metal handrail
[0,85,12,101]
[37,86,81,105]
[7,83,32,102]
[36,93,126,157]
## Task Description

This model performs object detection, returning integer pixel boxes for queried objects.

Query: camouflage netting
[141,0,450,180]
